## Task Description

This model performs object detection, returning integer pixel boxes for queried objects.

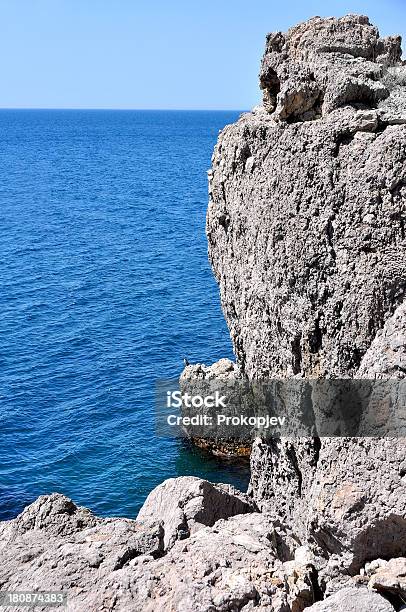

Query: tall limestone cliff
[207,12,406,582]
[207,13,406,380]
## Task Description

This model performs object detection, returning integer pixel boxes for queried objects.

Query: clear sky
[1,0,405,110]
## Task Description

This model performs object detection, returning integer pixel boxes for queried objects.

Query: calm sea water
[0,109,250,520]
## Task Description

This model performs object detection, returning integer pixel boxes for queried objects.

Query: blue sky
[1,0,405,109]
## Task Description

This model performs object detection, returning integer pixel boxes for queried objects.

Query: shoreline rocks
[305,587,396,612]
[2,489,406,611]
[180,358,252,456]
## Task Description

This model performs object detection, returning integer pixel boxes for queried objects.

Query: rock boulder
[136,476,256,550]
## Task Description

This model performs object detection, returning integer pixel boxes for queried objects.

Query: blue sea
[0,109,250,521]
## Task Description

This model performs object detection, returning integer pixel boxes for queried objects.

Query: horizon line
[0,107,249,112]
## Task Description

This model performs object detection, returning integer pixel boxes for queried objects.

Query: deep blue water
[0,109,250,521]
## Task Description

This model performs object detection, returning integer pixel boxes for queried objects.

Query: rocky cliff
[206,12,406,581]
[1,14,406,612]
[207,13,406,380]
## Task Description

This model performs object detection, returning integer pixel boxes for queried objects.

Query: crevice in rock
[389,181,405,195]
[313,436,322,468]
[309,317,323,354]
[285,90,324,124]
[347,98,379,111]
[239,143,252,167]
[112,548,144,571]
[218,212,230,234]
[386,284,406,323]
[310,526,348,558]
[286,445,303,497]
[309,566,324,604]
[376,120,393,134]
[260,68,281,113]
[291,334,302,374]
[359,244,377,253]
[221,182,227,206]
[377,591,406,611]
[326,218,334,248]
[333,132,355,157]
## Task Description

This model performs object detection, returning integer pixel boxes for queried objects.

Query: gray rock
[180,357,240,381]
[0,494,165,611]
[305,587,395,611]
[309,438,406,574]
[250,435,406,574]
[2,14,406,612]
[259,15,401,120]
[125,513,316,612]
[0,493,98,538]
[368,557,406,598]
[358,302,406,378]
[179,359,253,456]
[208,12,406,576]
[136,476,256,550]
[0,495,313,612]
[208,22,406,379]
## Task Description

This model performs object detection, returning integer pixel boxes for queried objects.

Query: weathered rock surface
[259,14,402,121]
[250,436,406,576]
[132,513,317,612]
[358,301,406,378]
[305,587,395,611]
[3,492,404,611]
[367,557,406,599]
[206,9,406,604]
[136,476,256,550]
[208,15,406,380]
[0,494,315,612]
[0,494,165,611]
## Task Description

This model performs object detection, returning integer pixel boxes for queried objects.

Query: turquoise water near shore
[0,110,250,520]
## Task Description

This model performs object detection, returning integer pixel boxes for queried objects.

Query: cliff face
[207,14,406,380]
[207,12,406,586]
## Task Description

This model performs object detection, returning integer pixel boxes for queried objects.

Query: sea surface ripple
[0,110,250,519]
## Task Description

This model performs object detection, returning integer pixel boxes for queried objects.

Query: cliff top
[258,14,405,124]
